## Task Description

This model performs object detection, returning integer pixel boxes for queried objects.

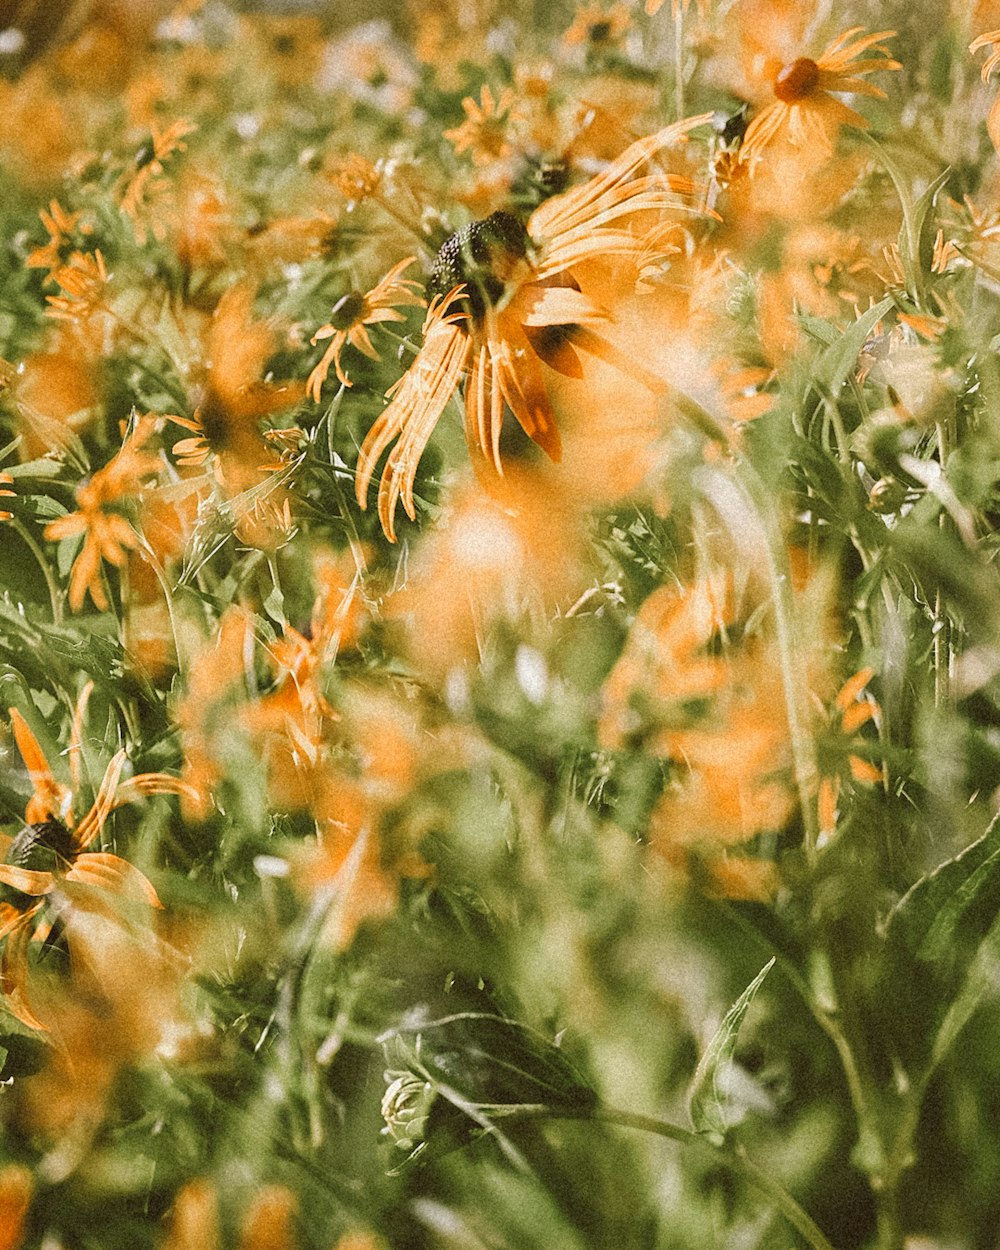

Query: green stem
[674,4,685,122]
[10,517,63,625]
[589,1107,837,1250]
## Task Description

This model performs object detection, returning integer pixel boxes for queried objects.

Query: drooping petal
[9,708,72,827]
[0,919,47,1032]
[66,852,162,907]
[0,865,55,896]
[74,749,128,850]
[487,311,561,461]
[355,293,471,541]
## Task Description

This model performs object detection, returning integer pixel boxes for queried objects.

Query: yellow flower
[0,472,13,522]
[0,1165,31,1250]
[740,26,900,167]
[970,30,1000,150]
[45,248,109,323]
[0,683,193,1030]
[817,667,882,840]
[563,3,631,48]
[307,257,424,398]
[25,198,91,276]
[444,85,517,166]
[355,115,712,540]
[118,118,197,244]
[44,415,162,612]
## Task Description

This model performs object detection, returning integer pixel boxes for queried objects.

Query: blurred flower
[118,118,197,244]
[239,1186,298,1250]
[44,415,163,612]
[817,667,882,840]
[740,26,900,167]
[172,606,255,820]
[0,683,192,1030]
[25,199,92,277]
[445,85,517,167]
[162,1180,219,1250]
[0,473,13,522]
[563,4,631,49]
[0,1164,31,1250]
[387,466,586,675]
[45,249,110,324]
[356,117,711,539]
[307,257,424,398]
[970,29,1000,149]
[167,283,304,546]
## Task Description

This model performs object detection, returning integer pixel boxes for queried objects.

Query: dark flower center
[327,290,366,332]
[589,20,613,42]
[774,57,821,103]
[7,820,76,873]
[427,211,529,322]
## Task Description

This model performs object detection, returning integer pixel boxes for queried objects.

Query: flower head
[307,257,424,398]
[0,684,192,1030]
[563,3,631,48]
[444,85,517,167]
[44,415,162,612]
[355,116,711,540]
[118,118,197,244]
[740,26,900,167]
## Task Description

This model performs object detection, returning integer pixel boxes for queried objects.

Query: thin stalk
[674,4,686,121]
[10,517,63,625]
[523,1105,839,1250]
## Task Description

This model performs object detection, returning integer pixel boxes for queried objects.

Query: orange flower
[44,415,162,612]
[0,1165,31,1250]
[307,258,424,397]
[817,667,882,840]
[356,116,711,539]
[444,85,517,166]
[168,285,301,471]
[118,118,197,244]
[0,473,13,522]
[563,3,631,48]
[0,683,192,1030]
[25,198,91,276]
[970,30,1000,150]
[740,27,900,167]
[172,606,255,821]
[45,248,109,323]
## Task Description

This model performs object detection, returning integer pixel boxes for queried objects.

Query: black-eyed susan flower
[307,258,424,398]
[444,85,517,167]
[25,198,91,277]
[43,415,162,612]
[355,116,712,540]
[0,684,193,1030]
[118,118,196,244]
[45,248,110,324]
[817,667,882,840]
[739,26,900,167]
[563,3,631,49]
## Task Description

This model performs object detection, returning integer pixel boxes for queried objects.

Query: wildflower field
[4,0,1000,1246]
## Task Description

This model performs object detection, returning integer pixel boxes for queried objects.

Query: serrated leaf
[688,957,774,1144]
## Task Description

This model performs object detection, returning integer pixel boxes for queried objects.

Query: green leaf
[884,813,1000,966]
[812,298,894,401]
[382,1012,597,1116]
[688,957,775,1145]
